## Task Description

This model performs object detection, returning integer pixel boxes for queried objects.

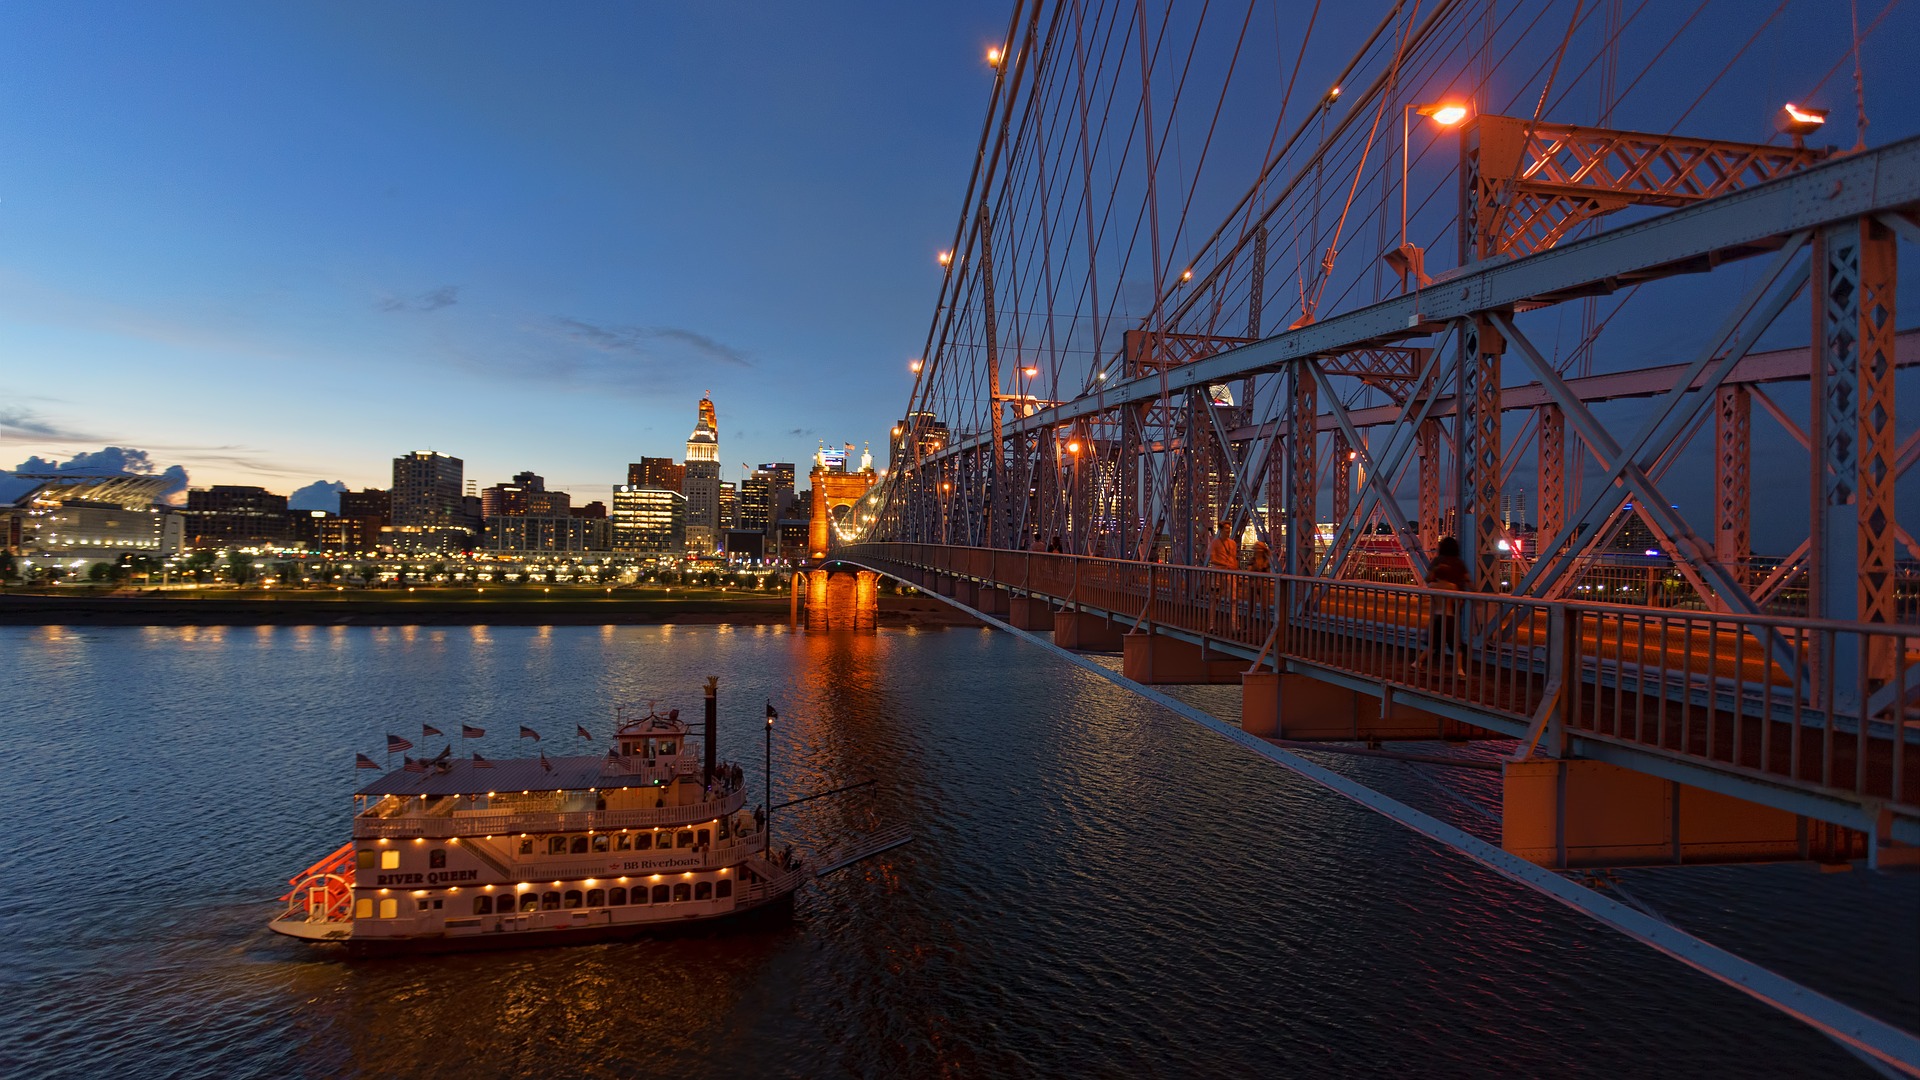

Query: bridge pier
[1239,672,1457,740]
[1501,758,1858,868]
[1055,609,1124,651]
[1122,631,1242,684]
[1006,594,1052,631]
[976,586,1010,617]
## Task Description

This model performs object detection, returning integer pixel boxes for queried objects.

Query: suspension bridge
[806,0,1920,1072]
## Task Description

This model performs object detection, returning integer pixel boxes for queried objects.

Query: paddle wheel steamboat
[270,682,805,953]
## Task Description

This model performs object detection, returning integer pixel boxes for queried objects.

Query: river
[2,622,1913,1077]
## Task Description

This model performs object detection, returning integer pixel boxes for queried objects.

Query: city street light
[909,359,923,373]
[986,46,1003,67]
[938,250,952,267]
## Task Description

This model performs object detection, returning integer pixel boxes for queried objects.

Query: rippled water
[2,623,1914,1078]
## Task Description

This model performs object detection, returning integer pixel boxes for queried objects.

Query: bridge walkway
[845,543,1920,846]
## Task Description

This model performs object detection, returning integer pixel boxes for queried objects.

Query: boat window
[616,835,632,851]
[474,896,492,915]
[541,891,560,911]
[548,836,568,856]
[416,898,429,911]
[357,850,376,871]
[672,883,691,902]
[696,829,710,847]
[381,850,400,870]
[675,831,693,848]
[651,884,670,903]
[659,741,676,755]
[520,838,534,855]
[634,833,652,851]
[355,898,374,919]
[520,893,539,913]
[592,836,609,854]
[715,880,732,900]
[586,888,605,907]
[429,849,446,868]
[378,898,398,919]
[718,818,729,840]
[609,887,627,905]
[570,836,589,855]
[563,890,583,909]
[694,881,712,901]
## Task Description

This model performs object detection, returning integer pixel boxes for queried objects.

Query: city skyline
[0,3,1008,497]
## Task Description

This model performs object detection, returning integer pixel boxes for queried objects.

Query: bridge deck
[847,544,1920,840]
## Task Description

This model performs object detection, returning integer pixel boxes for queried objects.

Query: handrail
[846,542,1919,816]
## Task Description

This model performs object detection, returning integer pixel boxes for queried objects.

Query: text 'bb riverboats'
[270,695,803,953]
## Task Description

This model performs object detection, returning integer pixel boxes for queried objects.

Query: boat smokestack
[703,676,718,788]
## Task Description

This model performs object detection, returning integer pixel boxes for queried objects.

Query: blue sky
[0,0,1913,549]
[0,1,1007,497]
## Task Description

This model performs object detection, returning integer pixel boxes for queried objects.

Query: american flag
[388,734,414,754]
[539,751,552,772]
[403,756,426,774]
[472,752,495,769]
[520,726,541,742]
[576,724,593,740]
[422,723,443,738]
[355,753,380,770]
[462,724,485,739]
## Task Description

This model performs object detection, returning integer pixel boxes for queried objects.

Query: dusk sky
[0,2,1012,499]
[2,1,1914,540]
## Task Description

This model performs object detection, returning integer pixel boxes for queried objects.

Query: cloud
[550,318,751,367]
[0,407,101,443]
[377,285,461,313]
[3,446,190,504]
[289,480,348,513]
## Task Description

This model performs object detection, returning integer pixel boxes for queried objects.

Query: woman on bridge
[1417,536,1470,677]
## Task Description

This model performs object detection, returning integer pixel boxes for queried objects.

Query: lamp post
[1393,101,1470,311]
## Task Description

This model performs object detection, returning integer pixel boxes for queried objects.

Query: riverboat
[270,688,804,953]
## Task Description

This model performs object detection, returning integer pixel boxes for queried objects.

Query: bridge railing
[845,542,1918,815]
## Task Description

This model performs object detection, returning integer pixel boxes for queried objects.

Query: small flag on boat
[539,751,552,772]
[472,751,495,768]
[403,756,426,774]
[388,734,414,754]
[520,726,541,742]
[576,724,593,740]
[462,724,485,739]
[766,701,778,720]
[355,753,380,770]
[422,723,443,738]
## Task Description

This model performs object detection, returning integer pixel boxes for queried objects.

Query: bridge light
[1067,440,1082,454]
[1325,86,1341,105]
[1778,102,1828,144]
[1416,102,1469,127]
[1180,268,1193,283]
[986,46,1003,67]
[1097,372,1108,381]
[937,251,952,267]
[909,359,922,373]
[1022,366,1038,377]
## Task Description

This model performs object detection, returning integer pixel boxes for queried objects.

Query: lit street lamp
[1387,101,1471,308]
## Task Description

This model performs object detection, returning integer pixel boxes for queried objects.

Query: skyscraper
[682,396,721,553]
[611,485,686,553]
[628,457,685,493]
[391,452,463,529]
[718,481,737,531]
[741,462,795,537]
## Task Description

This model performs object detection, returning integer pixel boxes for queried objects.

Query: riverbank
[0,588,980,627]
